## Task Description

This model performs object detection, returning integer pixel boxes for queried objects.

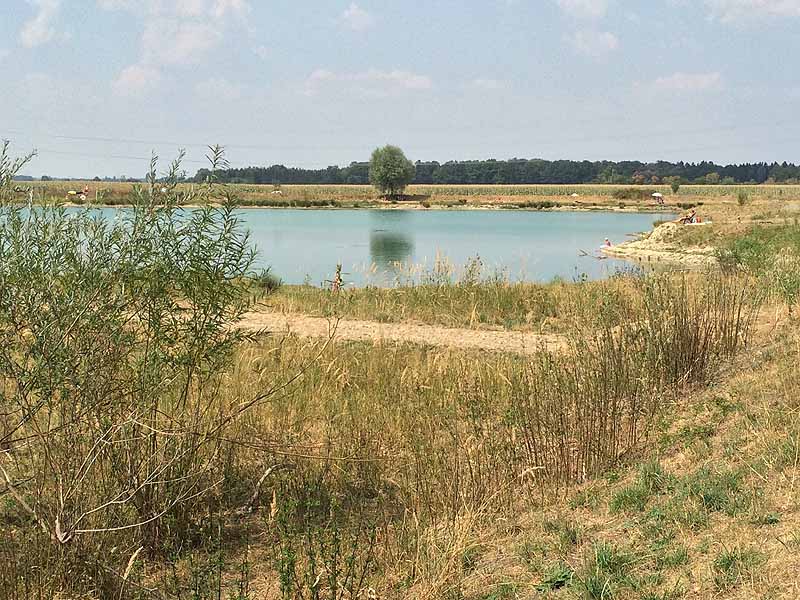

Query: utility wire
[3,118,798,171]
[1,119,797,154]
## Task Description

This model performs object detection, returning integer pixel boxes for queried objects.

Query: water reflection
[369,230,414,269]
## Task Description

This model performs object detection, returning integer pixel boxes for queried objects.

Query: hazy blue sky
[2,0,799,177]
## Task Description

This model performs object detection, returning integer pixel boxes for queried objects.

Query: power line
[4,118,799,173]
[2,118,797,154]
[31,147,209,165]
[0,129,374,153]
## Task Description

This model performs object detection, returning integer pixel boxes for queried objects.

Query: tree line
[194,158,800,186]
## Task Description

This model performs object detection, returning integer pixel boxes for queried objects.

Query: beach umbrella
[652,193,663,198]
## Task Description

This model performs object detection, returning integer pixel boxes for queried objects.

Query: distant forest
[193,158,800,186]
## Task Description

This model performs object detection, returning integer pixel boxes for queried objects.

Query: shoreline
[601,221,718,269]
[60,200,676,215]
[57,199,706,272]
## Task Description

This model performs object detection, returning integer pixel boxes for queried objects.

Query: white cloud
[556,0,608,19]
[98,0,250,18]
[141,20,222,66]
[102,0,252,93]
[650,71,724,92]
[19,0,62,48]
[470,78,507,91]
[566,30,619,57]
[212,0,251,18]
[113,64,162,96]
[175,0,207,17]
[305,68,432,97]
[253,45,270,60]
[706,0,800,21]
[339,3,375,31]
[97,0,133,8]
[195,77,244,101]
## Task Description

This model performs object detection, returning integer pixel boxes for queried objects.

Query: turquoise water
[238,209,665,286]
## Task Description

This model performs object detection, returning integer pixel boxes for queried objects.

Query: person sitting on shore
[679,209,697,225]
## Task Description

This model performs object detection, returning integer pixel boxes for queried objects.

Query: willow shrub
[0,148,271,561]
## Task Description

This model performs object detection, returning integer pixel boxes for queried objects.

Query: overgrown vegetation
[717,223,800,309]
[0,144,278,598]
[4,141,798,599]
[267,271,646,333]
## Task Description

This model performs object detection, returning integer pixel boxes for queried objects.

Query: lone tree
[369,145,415,198]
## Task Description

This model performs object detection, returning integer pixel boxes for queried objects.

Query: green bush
[0,146,274,595]
[369,145,415,198]
[737,191,750,206]
[253,268,283,293]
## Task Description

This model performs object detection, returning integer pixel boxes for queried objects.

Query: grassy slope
[463,323,800,600]
[172,309,799,600]
[2,282,795,599]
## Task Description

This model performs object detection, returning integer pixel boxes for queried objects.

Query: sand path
[240,311,566,355]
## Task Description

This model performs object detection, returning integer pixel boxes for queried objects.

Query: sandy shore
[601,221,718,269]
[58,200,675,214]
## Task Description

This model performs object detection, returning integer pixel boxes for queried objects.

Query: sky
[2,0,800,178]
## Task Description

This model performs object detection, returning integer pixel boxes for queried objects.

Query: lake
[239,209,665,286]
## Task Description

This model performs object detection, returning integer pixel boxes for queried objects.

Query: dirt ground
[240,311,566,355]
[602,196,800,267]
[602,221,719,268]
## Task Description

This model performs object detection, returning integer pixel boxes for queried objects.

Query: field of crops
[407,183,800,200]
[17,180,800,207]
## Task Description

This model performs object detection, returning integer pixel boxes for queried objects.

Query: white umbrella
[652,193,663,198]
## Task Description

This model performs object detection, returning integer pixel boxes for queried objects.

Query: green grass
[610,462,673,514]
[655,545,689,570]
[686,468,749,516]
[536,562,575,592]
[719,223,800,269]
[712,547,765,591]
[577,543,639,599]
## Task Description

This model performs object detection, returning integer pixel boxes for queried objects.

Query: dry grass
[0,271,762,599]
[8,148,800,599]
[17,181,800,211]
[265,277,645,334]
